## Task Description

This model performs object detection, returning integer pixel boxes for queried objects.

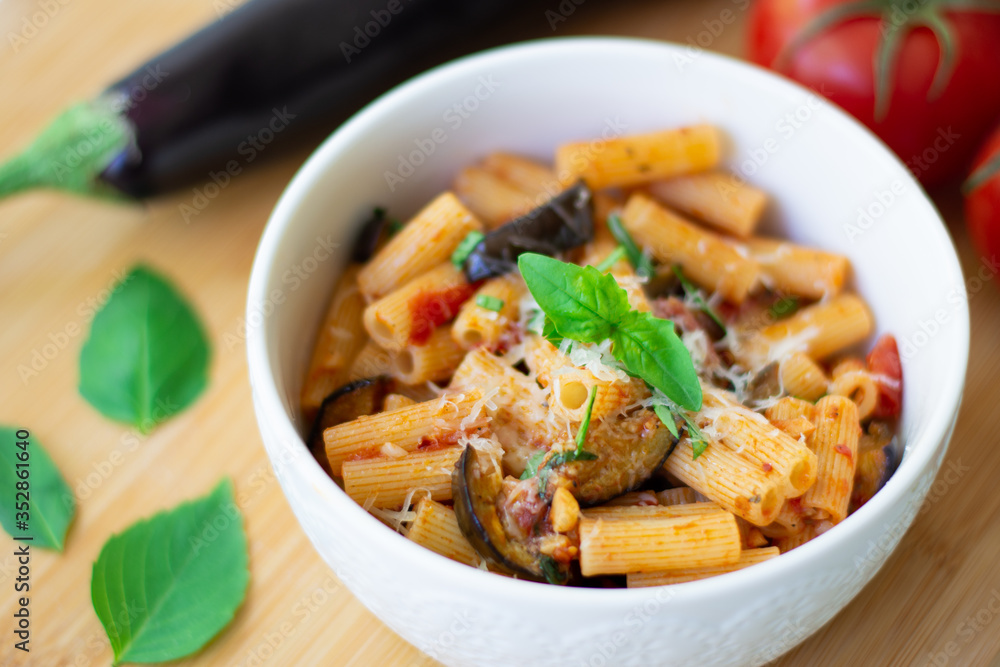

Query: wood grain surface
[1,0,998,665]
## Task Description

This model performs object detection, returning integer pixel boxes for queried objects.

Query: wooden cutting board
[1,0,998,664]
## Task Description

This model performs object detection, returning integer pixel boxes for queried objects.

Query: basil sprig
[518,254,702,412]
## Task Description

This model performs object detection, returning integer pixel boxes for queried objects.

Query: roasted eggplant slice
[850,422,899,511]
[745,361,781,404]
[452,445,570,584]
[462,181,594,282]
[546,409,678,506]
[351,207,391,262]
[307,376,395,474]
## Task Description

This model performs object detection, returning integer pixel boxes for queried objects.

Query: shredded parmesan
[564,339,629,383]
[460,386,501,429]
[380,443,408,458]
[682,329,710,369]
[369,487,428,533]
[766,325,820,363]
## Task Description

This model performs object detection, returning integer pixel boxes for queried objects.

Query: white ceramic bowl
[246,38,968,667]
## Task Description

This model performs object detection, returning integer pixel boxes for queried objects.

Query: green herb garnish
[451,230,485,267]
[0,427,75,551]
[653,396,711,460]
[672,264,727,334]
[519,388,600,494]
[476,295,505,312]
[91,479,249,665]
[518,253,701,411]
[768,295,800,320]
[520,451,546,481]
[575,386,599,450]
[653,404,679,440]
[608,214,654,279]
[594,245,627,273]
[539,554,568,585]
[79,265,211,433]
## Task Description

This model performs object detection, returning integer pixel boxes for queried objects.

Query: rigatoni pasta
[579,508,740,576]
[357,192,482,300]
[621,192,759,303]
[301,265,367,416]
[407,498,482,567]
[647,171,767,238]
[556,124,721,189]
[303,121,903,588]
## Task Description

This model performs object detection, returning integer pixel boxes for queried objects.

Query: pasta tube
[324,389,484,475]
[407,498,481,567]
[803,395,861,523]
[343,446,463,509]
[579,508,740,575]
[358,192,482,299]
[647,171,767,238]
[627,547,780,587]
[621,193,759,303]
[301,265,367,415]
[556,125,722,189]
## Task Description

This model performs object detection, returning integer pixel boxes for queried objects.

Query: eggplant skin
[351,207,390,262]
[307,377,395,474]
[550,410,678,506]
[452,446,569,583]
[462,181,594,282]
[98,0,543,197]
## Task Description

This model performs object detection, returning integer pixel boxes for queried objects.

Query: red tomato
[747,0,1000,186]
[866,334,902,419]
[964,123,1000,276]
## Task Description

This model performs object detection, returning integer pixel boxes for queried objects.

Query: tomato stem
[964,151,1000,194]
[776,0,1000,122]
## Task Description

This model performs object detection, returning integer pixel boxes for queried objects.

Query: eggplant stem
[0,97,132,200]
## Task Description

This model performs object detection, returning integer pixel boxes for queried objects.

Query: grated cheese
[460,386,501,430]
[370,486,428,533]
[766,325,820,364]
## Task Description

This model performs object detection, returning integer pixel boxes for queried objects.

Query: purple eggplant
[452,444,570,584]
[850,421,899,511]
[307,376,396,475]
[462,181,595,282]
[0,0,545,200]
[452,409,675,584]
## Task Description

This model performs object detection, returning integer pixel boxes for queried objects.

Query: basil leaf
[91,479,249,665]
[518,253,629,343]
[608,214,654,279]
[611,311,702,411]
[653,405,680,440]
[542,317,564,347]
[79,265,211,433]
[0,427,75,551]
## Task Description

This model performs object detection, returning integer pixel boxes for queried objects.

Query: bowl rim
[246,36,970,604]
